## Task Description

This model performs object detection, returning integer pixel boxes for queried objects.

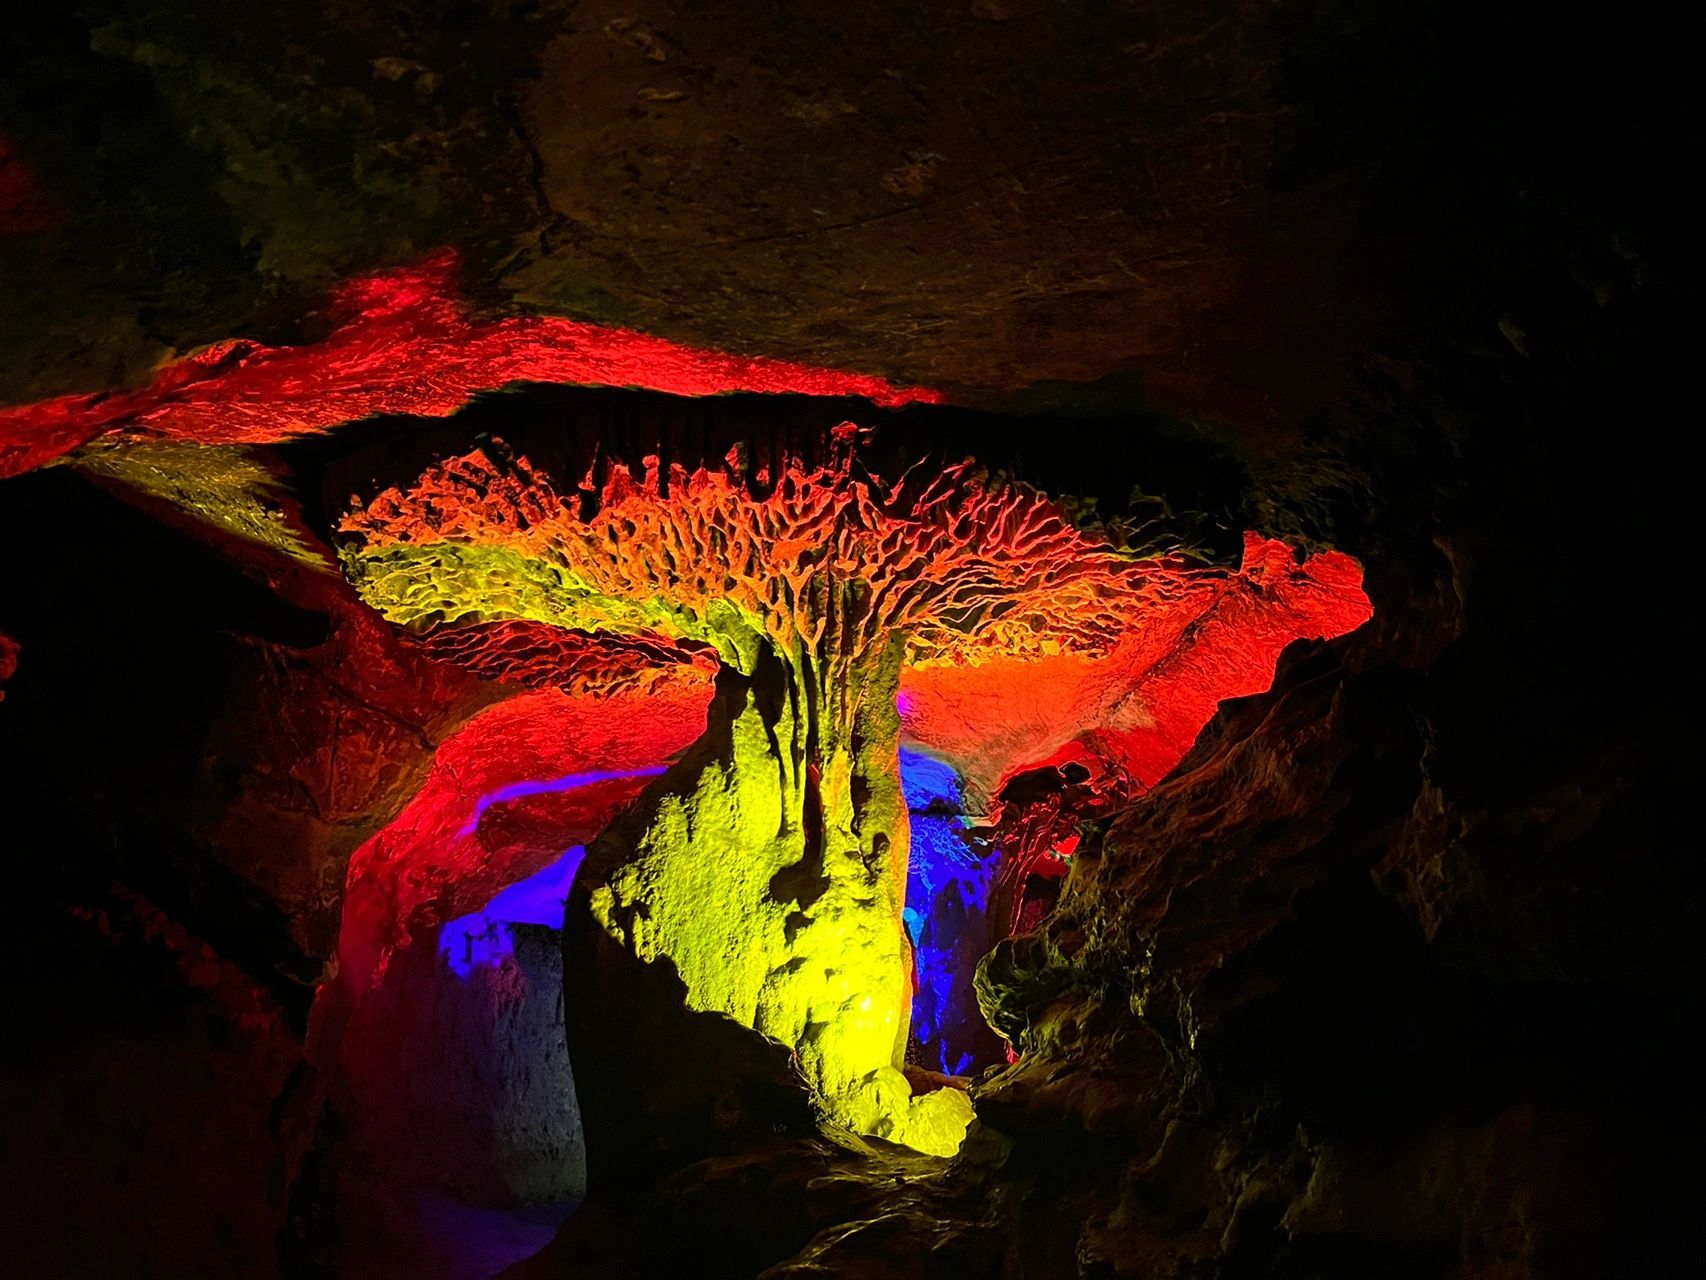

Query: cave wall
[2,0,1697,1275]
[0,469,516,1275]
[3,0,1419,424]
[330,922,585,1209]
[1,883,307,1280]
[528,326,1696,1276]
[960,376,1693,1278]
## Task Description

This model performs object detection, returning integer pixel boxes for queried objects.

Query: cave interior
[0,3,1697,1278]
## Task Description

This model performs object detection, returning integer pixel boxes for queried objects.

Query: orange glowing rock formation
[335,427,1372,1153]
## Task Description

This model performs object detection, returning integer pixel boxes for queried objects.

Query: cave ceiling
[4,0,1410,435]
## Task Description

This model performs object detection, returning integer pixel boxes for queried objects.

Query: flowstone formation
[337,425,1357,1153]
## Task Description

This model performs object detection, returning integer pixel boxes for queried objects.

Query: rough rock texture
[520,325,1696,1274]
[526,18,1696,1259]
[328,426,1366,1153]
[0,465,473,981]
[2,0,1697,1275]
[328,923,585,1208]
[0,257,942,477]
[2,882,307,1279]
[0,628,19,700]
[325,681,709,998]
[7,0,1450,426]
[952,360,1694,1277]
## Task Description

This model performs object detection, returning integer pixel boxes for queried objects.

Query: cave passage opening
[310,743,1000,1277]
[385,743,1007,1234]
[341,733,1011,1221]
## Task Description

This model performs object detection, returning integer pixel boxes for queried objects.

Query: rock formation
[1,2,1693,1276]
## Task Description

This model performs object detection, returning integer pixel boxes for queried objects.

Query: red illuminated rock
[0,629,17,703]
[0,254,941,479]
[334,430,1371,1157]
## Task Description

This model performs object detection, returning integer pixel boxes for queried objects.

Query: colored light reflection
[458,766,668,836]
[0,253,943,478]
[900,748,998,1076]
[441,763,674,975]
[441,845,586,977]
[437,750,997,1073]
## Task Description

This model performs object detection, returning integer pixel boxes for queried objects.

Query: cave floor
[338,1185,577,1280]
